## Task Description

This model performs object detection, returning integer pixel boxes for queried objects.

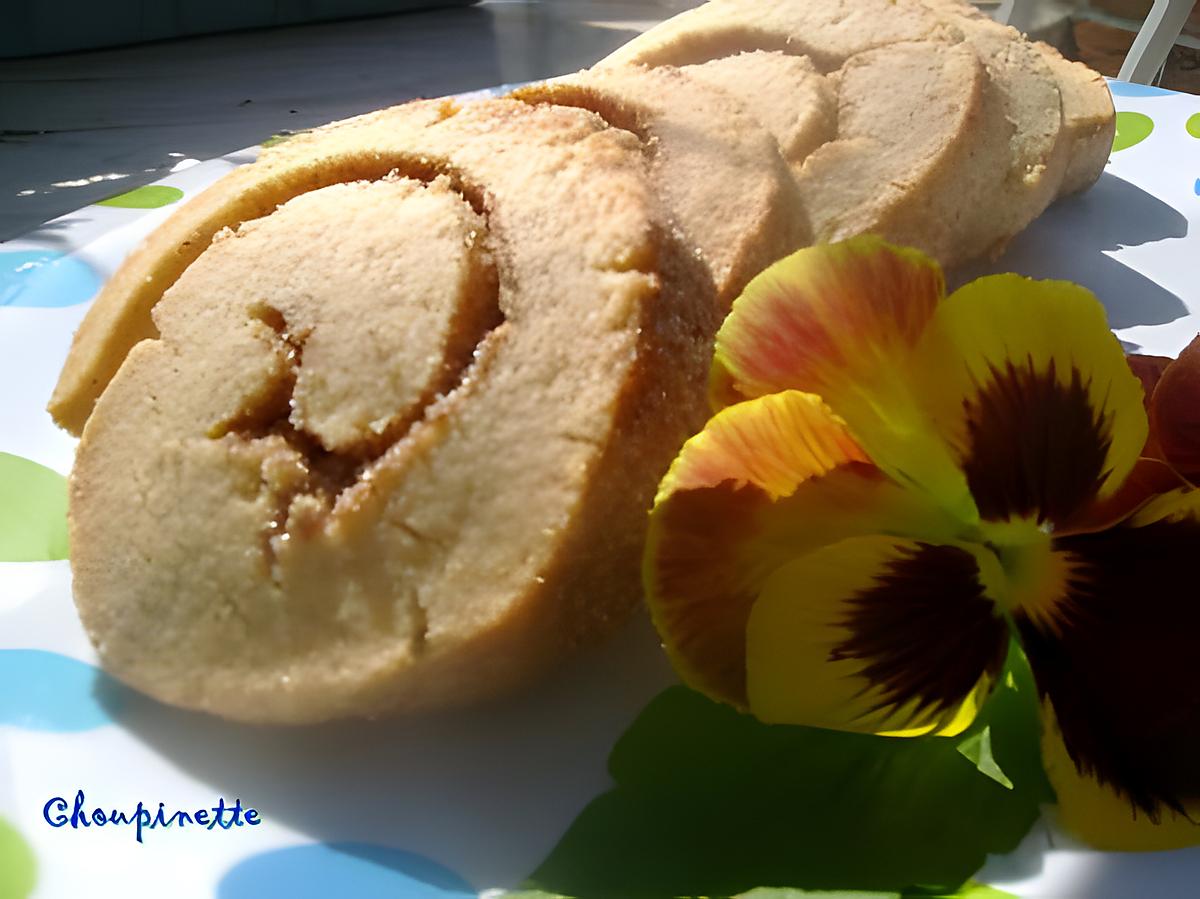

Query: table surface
[0,0,698,242]
[2,8,1200,899]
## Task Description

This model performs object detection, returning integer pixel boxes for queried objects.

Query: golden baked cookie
[679,51,837,173]
[1033,40,1117,197]
[916,0,1115,198]
[598,0,1114,266]
[795,41,1016,264]
[913,0,1069,251]
[514,64,809,306]
[68,99,716,723]
[54,0,1116,723]
[601,0,959,73]
[49,101,456,435]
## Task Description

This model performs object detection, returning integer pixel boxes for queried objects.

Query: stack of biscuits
[51,0,1114,723]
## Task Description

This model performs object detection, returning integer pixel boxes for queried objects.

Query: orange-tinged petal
[1043,350,1185,534]
[655,390,868,502]
[746,536,1008,737]
[711,237,974,521]
[1061,456,1187,534]
[1150,335,1200,483]
[645,391,960,707]
[1127,353,1172,411]
[913,275,1147,531]
[1015,488,1200,839]
[711,236,943,409]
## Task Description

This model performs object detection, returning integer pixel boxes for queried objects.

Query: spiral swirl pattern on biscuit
[51,0,1114,722]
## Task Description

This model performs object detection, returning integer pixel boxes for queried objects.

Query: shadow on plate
[97,634,1055,897]
[949,172,1189,331]
[96,611,676,892]
[1059,845,1200,899]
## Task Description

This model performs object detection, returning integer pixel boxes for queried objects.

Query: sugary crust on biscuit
[53,2,1113,437]
[796,42,1007,262]
[919,0,1115,198]
[55,0,1115,722]
[514,64,809,305]
[912,1,1069,257]
[50,101,458,436]
[680,51,838,172]
[601,0,960,73]
[1033,41,1116,196]
[71,100,715,722]
[598,0,1112,265]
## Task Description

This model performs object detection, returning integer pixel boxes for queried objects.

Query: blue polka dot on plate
[1107,80,1175,98]
[0,249,101,309]
[218,843,475,898]
[0,649,126,731]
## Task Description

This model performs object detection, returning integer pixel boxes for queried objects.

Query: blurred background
[1,0,1196,241]
[1030,0,1200,91]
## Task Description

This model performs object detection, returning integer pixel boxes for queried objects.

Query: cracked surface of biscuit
[796,41,1008,263]
[69,100,716,723]
[55,0,1116,722]
[515,64,810,306]
[601,0,960,73]
[679,51,837,174]
[598,0,1113,266]
[49,101,458,435]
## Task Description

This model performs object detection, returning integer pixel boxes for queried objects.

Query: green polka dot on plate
[1112,111,1154,152]
[97,185,184,209]
[1187,113,1200,140]
[0,818,36,899]
[0,453,67,562]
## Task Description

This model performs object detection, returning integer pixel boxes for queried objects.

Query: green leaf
[737,889,899,898]
[907,883,1018,899]
[521,643,1046,899]
[941,883,1019,899]
[953,648,1052,804]
[500,881,1020,899]
[0,452,68,561]
[957,728,1013,790]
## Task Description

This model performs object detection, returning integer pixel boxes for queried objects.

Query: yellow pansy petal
[646,392,959,707]
[711,236,943,409]
[914,275,1147,529]
[1015,488,1200,840]
[1042,707,1200,850]
[746,535,1008,737]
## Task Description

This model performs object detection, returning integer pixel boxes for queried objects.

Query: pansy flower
[644,236,1200,851]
